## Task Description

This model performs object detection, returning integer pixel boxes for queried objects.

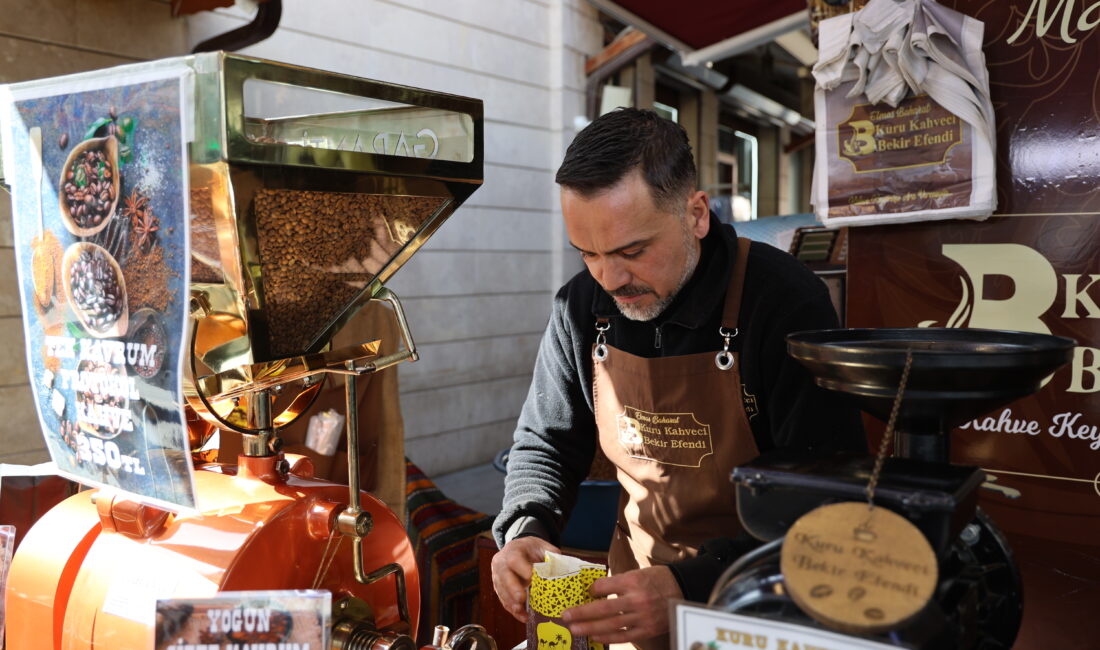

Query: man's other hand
[561,565,682,643]
[491,536,560,623]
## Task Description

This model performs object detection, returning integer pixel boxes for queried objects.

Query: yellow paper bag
[527,552,607,650]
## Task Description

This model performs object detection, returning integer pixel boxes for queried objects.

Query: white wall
[187,0,601,476]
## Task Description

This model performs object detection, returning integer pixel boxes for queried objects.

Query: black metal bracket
[191,0,283,53]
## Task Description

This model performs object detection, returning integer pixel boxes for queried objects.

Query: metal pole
[344,363,360,512]
[242,389,273,456]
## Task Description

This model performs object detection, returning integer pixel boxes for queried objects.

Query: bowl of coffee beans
[59,136,120,237]
[62,242,128,338]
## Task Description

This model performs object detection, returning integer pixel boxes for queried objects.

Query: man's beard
[612,227,700,322]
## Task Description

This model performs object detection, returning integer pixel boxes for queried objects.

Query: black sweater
[492,215,866,600]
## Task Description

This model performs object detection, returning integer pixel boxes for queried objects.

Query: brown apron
[592,238,760,650]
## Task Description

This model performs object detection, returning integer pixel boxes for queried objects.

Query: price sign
[673,602,898,650]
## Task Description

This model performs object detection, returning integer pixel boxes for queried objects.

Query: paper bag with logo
[527,552,607,650]
[812,0,996,228]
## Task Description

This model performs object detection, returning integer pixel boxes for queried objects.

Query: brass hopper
[181,53,483,457]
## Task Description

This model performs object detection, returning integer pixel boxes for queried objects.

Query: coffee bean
[59,132,69,149]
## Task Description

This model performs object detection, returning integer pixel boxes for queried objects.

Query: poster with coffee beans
[1,68,196,510]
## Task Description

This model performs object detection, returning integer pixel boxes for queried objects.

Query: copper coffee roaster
[3,53,486,649]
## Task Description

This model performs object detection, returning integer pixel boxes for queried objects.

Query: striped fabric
[406,459,495,642]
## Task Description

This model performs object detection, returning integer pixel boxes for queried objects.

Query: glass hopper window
[242,79,475,162]
[252,188,447,358]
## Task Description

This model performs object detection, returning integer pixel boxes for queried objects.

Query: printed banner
[848,217,1100,542]
[846,214,1100,647]
[2,70,196,509]
[155,590,330,650]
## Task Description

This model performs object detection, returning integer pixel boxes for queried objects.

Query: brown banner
[844,3,1100,645]
[850,215,1100,507]
[848,211,1100,647]
[950,0,1100,214]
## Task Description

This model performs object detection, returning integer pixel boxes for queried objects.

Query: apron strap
[720,237,752,330]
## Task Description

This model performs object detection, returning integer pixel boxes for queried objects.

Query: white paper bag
[812,0,996,228]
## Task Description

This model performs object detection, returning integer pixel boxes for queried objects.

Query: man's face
[562,170,710,321]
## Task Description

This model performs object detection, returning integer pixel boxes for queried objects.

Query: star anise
[121,187,159,252]
[133,207,160,252]
[121,187,148,223]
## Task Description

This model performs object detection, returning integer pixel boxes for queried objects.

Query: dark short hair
[555,108,697,213]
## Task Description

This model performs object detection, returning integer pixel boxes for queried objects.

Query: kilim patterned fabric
[405,459,495,642]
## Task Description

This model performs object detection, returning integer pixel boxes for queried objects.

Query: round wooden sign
[780,502,938,634]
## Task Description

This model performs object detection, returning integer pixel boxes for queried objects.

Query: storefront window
[716,125,757,221]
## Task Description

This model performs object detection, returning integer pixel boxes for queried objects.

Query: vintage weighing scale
[0,53,492,649]
[710,328,1074,648]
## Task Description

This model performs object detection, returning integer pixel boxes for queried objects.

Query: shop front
[588,1,1100,648]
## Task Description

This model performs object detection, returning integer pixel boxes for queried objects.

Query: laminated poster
[1,68,196,510]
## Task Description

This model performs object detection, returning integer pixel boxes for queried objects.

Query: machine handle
[373,287,419,364]
[359,559,411,631]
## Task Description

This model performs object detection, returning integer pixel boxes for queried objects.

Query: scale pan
[787,328,1075,433]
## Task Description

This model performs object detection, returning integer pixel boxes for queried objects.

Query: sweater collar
[591,213,737,330]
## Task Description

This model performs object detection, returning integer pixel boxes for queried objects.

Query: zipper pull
[654,325,663,349]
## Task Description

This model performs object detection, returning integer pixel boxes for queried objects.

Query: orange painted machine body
[5,454,420,649]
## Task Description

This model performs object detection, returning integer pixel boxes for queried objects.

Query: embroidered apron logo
[742,384,759,421]
[616,406,714,467]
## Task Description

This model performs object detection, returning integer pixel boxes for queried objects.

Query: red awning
[589,0,809,65]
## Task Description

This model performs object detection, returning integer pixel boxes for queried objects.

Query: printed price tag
[673,603,897,650]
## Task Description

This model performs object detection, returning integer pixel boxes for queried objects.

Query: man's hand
[491,536,561,623]
[561,566,682,644]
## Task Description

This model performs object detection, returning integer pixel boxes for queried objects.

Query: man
[491,108,864,648]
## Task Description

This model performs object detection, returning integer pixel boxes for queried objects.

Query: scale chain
[866,351,914,508]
